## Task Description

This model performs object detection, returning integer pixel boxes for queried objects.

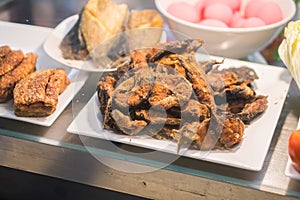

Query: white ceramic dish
[285,117,300,180]
[43,15,167,72]
[155,0,296,59]
[43,15,96,72]
[0,21,89,126]
[67,56,291,171]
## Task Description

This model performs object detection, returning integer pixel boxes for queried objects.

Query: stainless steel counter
[1,73,300,199]
[0,1,300,199]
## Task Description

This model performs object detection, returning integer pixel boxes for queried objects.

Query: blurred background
[1,0,299,64]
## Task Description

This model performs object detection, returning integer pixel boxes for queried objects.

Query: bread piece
[0,53,37,103]
[13,68,70,117]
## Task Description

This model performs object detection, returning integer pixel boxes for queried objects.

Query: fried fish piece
[0,53,37,103]
[13,68,70,117]
[126,9,163,50]
[0,50,24,76]
[59,13,88,60]
[80,0,129,53]
[60,0,129,60]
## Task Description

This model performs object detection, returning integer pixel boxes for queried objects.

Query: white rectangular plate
[285,117,300,180]
[67,55,291,171]
[0,21,89,126]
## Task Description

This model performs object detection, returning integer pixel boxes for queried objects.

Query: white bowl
[155,0,296,59]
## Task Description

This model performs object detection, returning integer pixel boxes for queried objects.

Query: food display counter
[0,0,300,199]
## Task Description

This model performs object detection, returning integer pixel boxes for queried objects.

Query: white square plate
[285,117,300,180]
[67,56,291,171]
[0,21,89,126]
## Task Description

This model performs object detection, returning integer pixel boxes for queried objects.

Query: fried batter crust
[14,68,70,117]
[0,53,37,103]
[0,50,24,76]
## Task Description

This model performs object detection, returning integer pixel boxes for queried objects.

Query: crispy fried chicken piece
[148,38,204,62]
[97,74,116,114]
[182,100,210,122]
[0,53,37,103]
[217,117,245,149]
[110,109,147,135]
[154,116,244,151]
[175,54,215,108]
[178,120,210,150]
[236,95,268,124]
[113,68,153,109]
[210,66,258,85]
[0,50,24,76]
[199,59,224,74]
[176,113,223,151]
[148,83,179,109]
[128,84,152,107]
[134,109,181,126]
[131,50,149,69]
[153,128,180,141]
[206,71,238,92]
[155,63,193,103]
[223,83,256,100]
[157,55,187,79]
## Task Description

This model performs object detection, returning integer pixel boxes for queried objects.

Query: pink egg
[230,12,245,28]
[167,2,200,23]
[195,0,205,20]
[203,0,241,11]
[203,0,240,11]
[223,0,241,11]
[204,3,233,25]
[199,19,228,28]
[244,0,264,18]
[202,0,222,7]
[243,17,266,27]
[256,2,283,25]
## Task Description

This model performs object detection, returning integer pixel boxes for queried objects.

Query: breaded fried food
[126,9,163,50]
[0,50,24,76]
[13,68,70,117]
[0,53,37,103]
[0,45,11,63]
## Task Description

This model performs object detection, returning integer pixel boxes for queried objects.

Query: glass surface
[0,0,300,198]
